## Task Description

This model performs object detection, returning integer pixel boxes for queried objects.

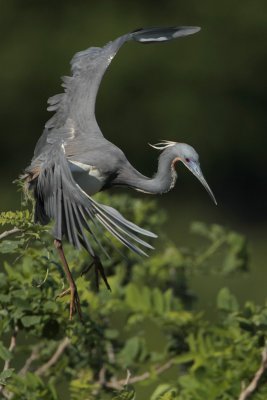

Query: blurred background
[1,0,267,310]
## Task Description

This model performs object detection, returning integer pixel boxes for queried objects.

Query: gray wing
[34,143,157,257]
[44,26,200,141]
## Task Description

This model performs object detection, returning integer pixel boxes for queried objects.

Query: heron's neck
[117,148,178,194]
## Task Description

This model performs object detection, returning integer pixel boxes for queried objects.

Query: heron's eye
[185,158,190,163]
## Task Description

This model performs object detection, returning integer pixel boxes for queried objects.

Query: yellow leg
[54,239,82,321]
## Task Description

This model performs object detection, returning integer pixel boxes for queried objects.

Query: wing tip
[173,26,201,38]
[131,26,201,43]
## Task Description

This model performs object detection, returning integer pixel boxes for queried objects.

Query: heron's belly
[68,160,105,196]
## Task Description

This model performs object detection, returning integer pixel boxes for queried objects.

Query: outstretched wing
[45,26,200,138]
[33,143,157,257]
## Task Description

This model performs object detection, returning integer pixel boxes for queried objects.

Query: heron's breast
[68,160,106,195]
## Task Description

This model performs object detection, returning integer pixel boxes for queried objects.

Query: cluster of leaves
[0,193,265,399]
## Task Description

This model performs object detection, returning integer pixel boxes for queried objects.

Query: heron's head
[150,141,217,204]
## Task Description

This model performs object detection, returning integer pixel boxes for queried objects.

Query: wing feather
[43,26,200,142]
[34,144,155,257]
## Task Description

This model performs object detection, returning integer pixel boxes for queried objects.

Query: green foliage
[0,210,32,228]
[112,385,136,400]
[0,193,265,399]
[151,385,178,400]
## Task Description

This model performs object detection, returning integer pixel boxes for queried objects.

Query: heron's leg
[54,239,82,321]
[81,255,111,292]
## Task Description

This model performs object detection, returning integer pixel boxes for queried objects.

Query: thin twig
[0,325,19,394]
[0,228,22,241]
[0,390,9,399]
[125,369,131,385]
[238,347,267,400]
[19,346,40,376]
[104,358,175,390]
[35,337,71,376]
[194,237,225,266]
[4,344,46,400]
[106,342,115,364]
[98,367,106,386]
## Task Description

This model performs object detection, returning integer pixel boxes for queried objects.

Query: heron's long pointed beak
[184,161,217,205]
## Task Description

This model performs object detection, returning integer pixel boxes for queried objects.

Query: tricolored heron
[22,26,216,319]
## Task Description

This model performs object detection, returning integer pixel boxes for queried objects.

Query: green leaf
[112,385,136,400]
[125,284,142,311]
[0,341,12,361]
[217,287,239,312]
[163,289,173,313]
[0,240,22,254]
[119,337,140,366]
[151,384,173,400]
[141,286,152,312]
[105,329,119,339]
[21,315,41,327]
[190,222,210,238]
[153,288,164,315]
[0,368,14,385]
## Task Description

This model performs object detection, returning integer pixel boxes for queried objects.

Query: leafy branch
[0,196,262,400]
[0,228,22,241]
[238,346,267,400]
[35,337,71,376]
[0,326,18,395]
[102,358,175,390]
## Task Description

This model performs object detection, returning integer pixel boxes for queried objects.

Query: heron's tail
[18,170,50,226]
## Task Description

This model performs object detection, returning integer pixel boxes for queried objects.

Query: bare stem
[0,228,22,241]
[195,237,225,266]
[35,337,71,376]
[103,358,175,390]
[19,346,40,376]
[238,347,267,400]
[0,326,19,394]
[125,369,131,385]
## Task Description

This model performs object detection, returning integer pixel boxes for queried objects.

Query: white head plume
[148,140,176,150]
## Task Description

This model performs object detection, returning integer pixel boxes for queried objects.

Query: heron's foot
[81,255,111,292]
[56,283,82,321]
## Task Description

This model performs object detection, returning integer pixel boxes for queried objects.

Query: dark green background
[1,1,267,309]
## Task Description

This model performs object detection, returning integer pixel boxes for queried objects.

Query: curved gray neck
[116,147,178,194]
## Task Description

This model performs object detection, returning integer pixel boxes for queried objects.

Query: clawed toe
[56,284,82,321]
[81,256,111,292]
